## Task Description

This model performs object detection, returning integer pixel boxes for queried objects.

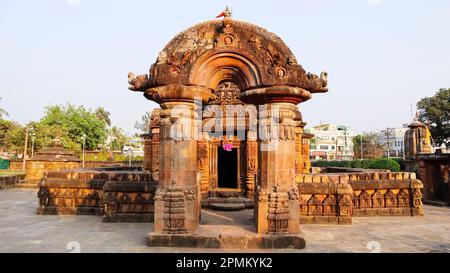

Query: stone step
[208,190,242,198]
[424,200,449,207]
[207,197,249,204]
[202,196,254,210]
[209,203,246,211]
[15,181,39,189]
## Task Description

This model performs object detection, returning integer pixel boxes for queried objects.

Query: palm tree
[0,98,9,119]
[94,107,111,126]
[109,126,126,151]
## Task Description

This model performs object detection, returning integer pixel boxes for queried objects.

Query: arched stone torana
[128,18,328,99]
[129,17,329,235]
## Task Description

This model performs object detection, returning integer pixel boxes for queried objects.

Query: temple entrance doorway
[217,147,238,189]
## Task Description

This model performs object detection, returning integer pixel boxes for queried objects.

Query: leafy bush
[83,150,143,162]
[360,159,372,169]
[368,158,401,172]
[312,158,401,172]
[314,160,328,167]
[351,160,362,168]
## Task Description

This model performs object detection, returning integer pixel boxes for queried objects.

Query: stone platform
[15,179,39,189]
[202,197,253,211]
[147,232,306,249]
[0,174,25,189]
[148,209,305,249]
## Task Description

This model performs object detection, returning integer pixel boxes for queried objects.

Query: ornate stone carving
[246,141,257,194]
[162,186,187,234]
[267,189,290,234]
[372,190,385,208]
[323,194,337,216]
[209,81,243,105]
[307,195,323,216]
[385,189,398,207]
[128,72,149,91]
[338,195,352,217]
[129,19,328,94]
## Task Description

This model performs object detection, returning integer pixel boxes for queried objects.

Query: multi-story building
[308,123,355,161]
[379,125,408,158]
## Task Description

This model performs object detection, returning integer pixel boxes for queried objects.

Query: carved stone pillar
[150,109,161,181]
[241,86,311,235]
[197,137,210,198]
[257,102,299,234]
[301,133,313,174]
[142,133,152,171]
[148,84,211,234]
[246,131,258,199]
[294,108,305,177]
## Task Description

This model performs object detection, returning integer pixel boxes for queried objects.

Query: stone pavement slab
[1,189,450,253]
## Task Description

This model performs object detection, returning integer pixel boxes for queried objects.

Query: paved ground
[1,189,450,253]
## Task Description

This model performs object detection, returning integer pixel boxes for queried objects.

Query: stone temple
[36,12,425,249]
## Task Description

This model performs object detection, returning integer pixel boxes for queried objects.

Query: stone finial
[224,6,232,18]
[50,137,63,148]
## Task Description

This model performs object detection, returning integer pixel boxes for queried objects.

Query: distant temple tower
[404,121,433,160]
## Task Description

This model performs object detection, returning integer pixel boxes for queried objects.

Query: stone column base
[147,232,306,249]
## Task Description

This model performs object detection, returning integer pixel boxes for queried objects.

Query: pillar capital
[240,85,311,105]
[144,84,213,105]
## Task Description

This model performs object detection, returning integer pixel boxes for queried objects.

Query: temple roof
[29,138,81,162]
[128,18,328,95]
[408,121,427,128]
[158,19,297,65]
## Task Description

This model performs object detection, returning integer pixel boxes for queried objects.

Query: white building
[378,125,409,158]
[308,124,355,161]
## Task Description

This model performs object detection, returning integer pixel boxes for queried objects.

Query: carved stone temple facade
[35,13,424,249]
[129,15,328,235]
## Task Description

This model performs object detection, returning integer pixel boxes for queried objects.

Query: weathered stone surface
[147,233,306,249]
[296,171,424,222]
[36,168,154,220]
[0,174,25,189]
[103,180,157,223]
[129,20,327,93]
[209,203,246,211]
[23,138,81,188]
[418,153,449,205]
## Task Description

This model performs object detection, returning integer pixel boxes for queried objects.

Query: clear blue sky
[1,0,449,134]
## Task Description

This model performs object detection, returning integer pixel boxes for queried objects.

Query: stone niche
[24,138,81,188]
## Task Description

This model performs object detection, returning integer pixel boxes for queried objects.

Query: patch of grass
[0,170,26,177]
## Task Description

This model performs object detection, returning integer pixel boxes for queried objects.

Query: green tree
[0,119,21,153]
[309,137,318,149]
[3,122,25,155]
[134,111,151,133]
[417,88,450,145]
[31,121,81,153]
[95,107,112,127]
[0,98,8,119]
[0,119,13,149]
[40,104,107,150]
